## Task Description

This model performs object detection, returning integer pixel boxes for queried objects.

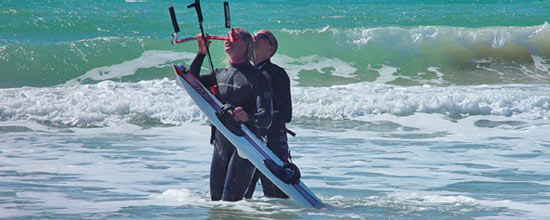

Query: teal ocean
[1,1,550,219]
[2,0,550,87]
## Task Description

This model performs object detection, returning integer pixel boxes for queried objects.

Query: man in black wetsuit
[245,30,292,199]
[189,28,273,202]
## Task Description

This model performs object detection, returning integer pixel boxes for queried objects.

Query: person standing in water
[246,30,292,199]
[189,28,273,201]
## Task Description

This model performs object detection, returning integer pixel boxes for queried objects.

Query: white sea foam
[154,189,208,206]
[324,191,486,215]
[0,79,203,127]
[529,21,548,38]
[74,36,121,43]
[292,83,550,120]
[368,64,398,84]
[153,188,294,214]
[426,66,446,82]
[352,29,374,45]
[386,192,478,205]
[475,62,505,77]
[67,50,196,85]
[1,80,549,128]
[491,31,511,48]
[411,26,439,43]
[308,24,550,50]
[532,55,550,74]
[272,54,357,83]
[1,9,17,14]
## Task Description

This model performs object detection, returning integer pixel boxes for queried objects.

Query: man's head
[253,30,278,59]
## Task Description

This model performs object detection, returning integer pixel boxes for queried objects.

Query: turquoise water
[2,0,550,87]
[1,0,550,219]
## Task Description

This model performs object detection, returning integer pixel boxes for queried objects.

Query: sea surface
[1,0,550,219]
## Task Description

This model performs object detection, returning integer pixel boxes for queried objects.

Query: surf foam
[67,50,196,85]
[2,80,549,128]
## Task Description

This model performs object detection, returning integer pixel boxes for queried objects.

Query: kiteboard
[173,64,325,209]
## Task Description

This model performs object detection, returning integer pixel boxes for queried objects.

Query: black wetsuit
[190,53,273,201]
[245,59,292,199]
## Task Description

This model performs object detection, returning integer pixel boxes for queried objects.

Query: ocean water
[1,0,550,219]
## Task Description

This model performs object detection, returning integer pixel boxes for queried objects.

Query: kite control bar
[172,30,237,45]
[169,1,234,46]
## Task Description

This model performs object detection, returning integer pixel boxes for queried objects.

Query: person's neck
[254,54,270,65]
[229,55,248,64]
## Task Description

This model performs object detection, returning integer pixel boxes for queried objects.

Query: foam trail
[369,64,399,84]
[153,189,208,206]
[272,54,357,83]
[67,50,196,85]
[426,67,445,83]
[532,55,550,74]
[529,21,549,38]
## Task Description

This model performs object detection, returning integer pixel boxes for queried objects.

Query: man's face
[225,30,247,57]
[253,31,274,57]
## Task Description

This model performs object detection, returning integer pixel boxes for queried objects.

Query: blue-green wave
[2,25,550,88]
[2,0,550,88]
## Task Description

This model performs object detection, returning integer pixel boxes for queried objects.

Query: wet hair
[234,28,255,63]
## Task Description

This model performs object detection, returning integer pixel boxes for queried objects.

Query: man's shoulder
[266,62,290,83]
[267,62,285,72]
[247,66,271,84]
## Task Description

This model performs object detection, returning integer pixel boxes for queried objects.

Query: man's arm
[277,68,292,123]
[189,34,216,87]
[189,52,216,87]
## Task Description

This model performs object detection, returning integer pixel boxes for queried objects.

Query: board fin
[264,159,301,184]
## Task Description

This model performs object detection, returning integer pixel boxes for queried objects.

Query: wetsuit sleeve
[249,72,273,128]
[190,53,216,87]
